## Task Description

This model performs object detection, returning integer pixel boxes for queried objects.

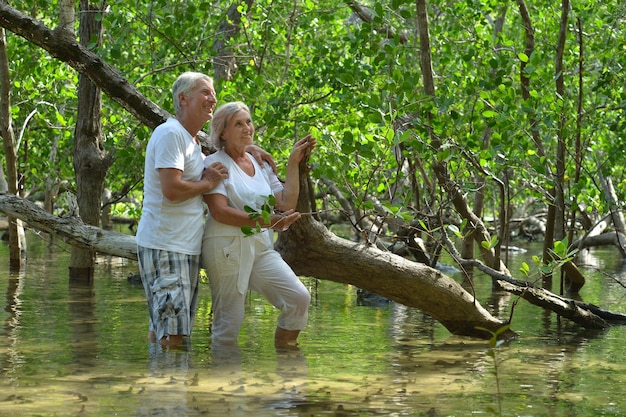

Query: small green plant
[476,323,511,416]
[241,194,276,237]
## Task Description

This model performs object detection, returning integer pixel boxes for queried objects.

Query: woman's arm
[274,135,316,211]
[204,193,301,231]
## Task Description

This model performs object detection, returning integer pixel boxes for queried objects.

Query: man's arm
[159,162,228,201]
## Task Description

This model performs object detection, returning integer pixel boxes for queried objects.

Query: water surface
[1,234,626,416]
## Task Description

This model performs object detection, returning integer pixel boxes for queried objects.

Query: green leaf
[241,226,255,237]
[540,265,553,275]
[520,262,530,276]
[447,224,463,238]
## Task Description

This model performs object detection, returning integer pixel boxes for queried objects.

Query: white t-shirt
[136,118,206,255]
[202,149,284,238]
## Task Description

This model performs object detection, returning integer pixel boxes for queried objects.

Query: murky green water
[1,232,626,416]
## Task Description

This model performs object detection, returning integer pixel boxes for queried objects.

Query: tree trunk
[0,26,25,269]
[448,241,626,328]
[516,0,545,156]
[280,215,508,338]
[0,3,168,130]
[0,4,222,154]
[68,0,110,281]
[574,231,626,251]
[211,0,254,82]
[552,0,584,294]
[598,173,626,254]
[0,164,7,192]
[415,0,509,276]
[541,0,574,292]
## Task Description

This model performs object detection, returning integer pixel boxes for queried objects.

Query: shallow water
[1,233,626,417]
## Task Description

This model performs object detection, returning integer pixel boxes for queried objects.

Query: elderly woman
[201,101,315,350]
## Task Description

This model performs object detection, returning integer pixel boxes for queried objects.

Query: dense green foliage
[3,1,625,246]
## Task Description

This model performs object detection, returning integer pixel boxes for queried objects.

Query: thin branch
[345,0,409,43]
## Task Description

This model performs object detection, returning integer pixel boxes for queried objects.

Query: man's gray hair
[172,72,213,113]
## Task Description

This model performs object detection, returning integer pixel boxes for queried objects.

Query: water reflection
[3,269,23,382]
[138,345,194,417]
[132,341,312,417]
[388,303,436,346]
[68,280,99,371]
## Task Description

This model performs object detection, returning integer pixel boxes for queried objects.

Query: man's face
[183,78,217,123]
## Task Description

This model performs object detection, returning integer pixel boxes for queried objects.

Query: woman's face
[222,109,254,149]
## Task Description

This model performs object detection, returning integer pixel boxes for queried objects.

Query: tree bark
[574,231,626,251]
[516,0,545,156]
[598,172,626,256]
[0,3,221,154]
[345,0,408,43]
[278,215,509,339]
[285,217,509,337]
[211,0,254,83]
[447,240,626,328]
[414,0,509,276]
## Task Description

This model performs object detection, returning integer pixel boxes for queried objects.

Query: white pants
[202,233,310,347]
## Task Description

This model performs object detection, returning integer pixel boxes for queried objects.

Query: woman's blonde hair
[209,101,251,150]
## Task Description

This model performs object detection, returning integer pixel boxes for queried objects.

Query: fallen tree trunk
[284,163,626,334]
[276,215,509,339]
[0,192,136,260]
[574,231,626,252]
[497,280,625,328]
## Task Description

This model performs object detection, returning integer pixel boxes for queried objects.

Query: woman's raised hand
[290,134,316,164]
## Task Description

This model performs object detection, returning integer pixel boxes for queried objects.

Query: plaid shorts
[137,246,200,341]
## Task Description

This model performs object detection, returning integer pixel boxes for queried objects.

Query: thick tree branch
[0,3,167,129]
[0,3,221,152]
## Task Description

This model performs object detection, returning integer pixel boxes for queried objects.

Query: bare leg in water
[148,331,185,347]
[274,327,300,349]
